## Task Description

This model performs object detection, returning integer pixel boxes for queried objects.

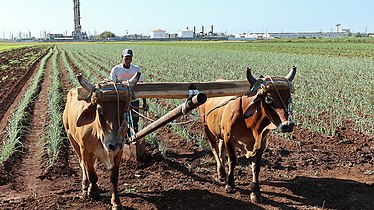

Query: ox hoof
[88,190,100,200]
[112,204,124,210]
[215,176,227,185]
[225,185,235,193]
[250,191,263,203]
[88,185,101,199]
[81,190,88,198]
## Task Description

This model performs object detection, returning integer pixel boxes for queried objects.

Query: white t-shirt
[109,63,144,82]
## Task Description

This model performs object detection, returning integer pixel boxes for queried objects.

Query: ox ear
[243,96,261,119]
[77,103,97,127]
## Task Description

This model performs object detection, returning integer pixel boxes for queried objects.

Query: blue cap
[122,48,133,57]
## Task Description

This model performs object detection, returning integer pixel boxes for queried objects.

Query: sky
[0,0,373,38]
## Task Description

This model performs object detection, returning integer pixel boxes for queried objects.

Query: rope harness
[201,79,262,117]
[268,77,294,124]
[201,77,294,121]
[102,81,140,143]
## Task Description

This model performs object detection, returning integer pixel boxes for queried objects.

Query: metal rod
[130,93,207,142]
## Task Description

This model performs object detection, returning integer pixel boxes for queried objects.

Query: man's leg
[130,100,140,134]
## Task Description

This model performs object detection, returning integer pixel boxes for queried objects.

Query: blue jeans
[129,100,139,135]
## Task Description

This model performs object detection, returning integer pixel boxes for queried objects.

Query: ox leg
[205,126,226,183]
[250,153,263,203]
[218,139,226,176]
[110,150,123,209]
[82,151,100,199]
[225,140,237,193]
[80,160,89,196]
[249,138,266,203]
[67,135,89,196]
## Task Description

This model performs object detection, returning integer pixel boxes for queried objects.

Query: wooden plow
[77,74,252,160]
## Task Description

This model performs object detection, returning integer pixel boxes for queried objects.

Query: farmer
[110,48,147,135]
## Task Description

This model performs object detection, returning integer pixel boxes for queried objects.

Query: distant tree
[355,32,362,37]
[96,31,116,40]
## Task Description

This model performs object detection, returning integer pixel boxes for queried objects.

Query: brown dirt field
[0,48,373,210]
[0,46,50,122]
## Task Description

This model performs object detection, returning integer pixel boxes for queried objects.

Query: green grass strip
[0,48,53,164]
[43,46,66,166]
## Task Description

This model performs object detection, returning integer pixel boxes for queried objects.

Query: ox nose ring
[278,121,295,133]
[108,144,117,151]
[107,142,122,151]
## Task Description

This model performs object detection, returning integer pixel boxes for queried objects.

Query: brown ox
[63,73,140,209]
[199,67,296,203]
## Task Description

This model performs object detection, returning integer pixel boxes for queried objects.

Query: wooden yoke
[77,80,251,100]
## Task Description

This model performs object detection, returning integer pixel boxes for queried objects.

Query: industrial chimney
[73,0,82,38]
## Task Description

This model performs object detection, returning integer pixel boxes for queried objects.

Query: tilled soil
[0,48,373,210]
[0,46,49,122]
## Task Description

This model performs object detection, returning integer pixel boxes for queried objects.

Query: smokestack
[202,25,204,35]
[73,0,82,37]
[211,25,214,34]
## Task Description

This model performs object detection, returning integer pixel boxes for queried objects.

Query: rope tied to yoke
[202,79,262,117]
[202,75,294,119]
[266,76,294,123]
[110,82,131,140]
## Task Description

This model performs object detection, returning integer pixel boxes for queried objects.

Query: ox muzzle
[277,121,295,133]
[104,138,124,152]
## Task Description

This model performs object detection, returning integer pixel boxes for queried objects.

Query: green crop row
[43,46,66,166]
[0,48,53,164]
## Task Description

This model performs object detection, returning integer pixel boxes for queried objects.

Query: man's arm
[109,67,117,81]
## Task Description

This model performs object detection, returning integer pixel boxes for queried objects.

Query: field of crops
[58,40,374,136]
[0,40,373,209]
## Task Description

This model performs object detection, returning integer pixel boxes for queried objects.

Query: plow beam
[130,93,207,142]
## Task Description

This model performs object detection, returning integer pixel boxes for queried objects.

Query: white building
[178,29,194,38]
[234,33,271,39]
[150,29,166,38]
[269,31,349,39]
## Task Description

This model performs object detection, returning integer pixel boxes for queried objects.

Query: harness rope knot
[268,76,294,124]
[203,76,294,120]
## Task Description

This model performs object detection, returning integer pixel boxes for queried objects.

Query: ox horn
[77,73,96,92]
[128,72,141,87]
[285,66,297,82]
[246,67,258,86]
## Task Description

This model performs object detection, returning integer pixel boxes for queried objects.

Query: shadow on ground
[264,176,374,209]
[127,188,264,210]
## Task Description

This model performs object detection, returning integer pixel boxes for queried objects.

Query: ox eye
[265,96,273,105]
